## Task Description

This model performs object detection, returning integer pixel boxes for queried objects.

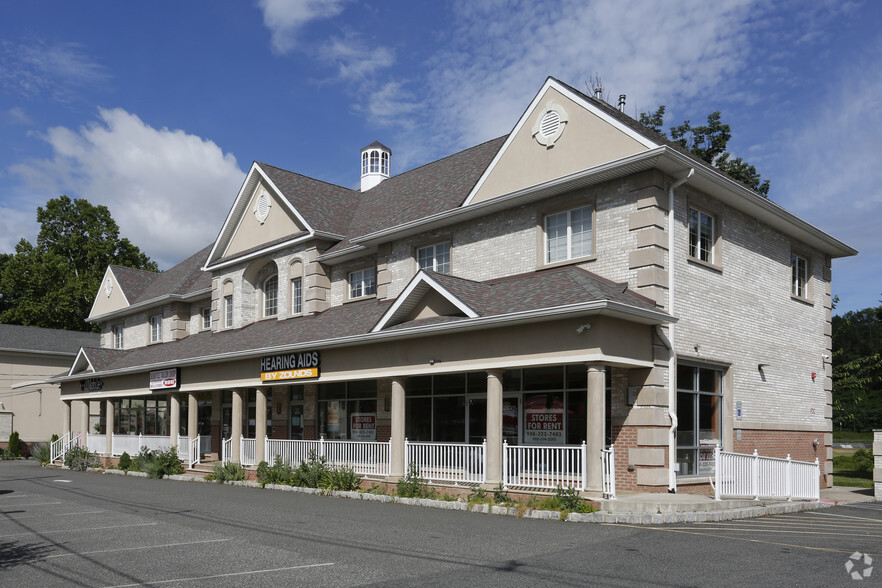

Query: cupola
[360,141,391,191]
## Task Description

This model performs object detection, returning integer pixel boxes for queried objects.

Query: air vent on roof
[254,193,271,224]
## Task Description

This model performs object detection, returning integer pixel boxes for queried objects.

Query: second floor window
[201,307,211,329]
[113,325,123,349]
[689,208,715,263]
[224,295,233,328]
[264,275,278,317]
[545,205,592,263]
[349,268,376,299]
[417,242,450,274]
[291,277,302,314]
[791,253,808,298]
[150,315,162,343]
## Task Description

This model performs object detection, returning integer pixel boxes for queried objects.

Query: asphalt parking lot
[1,460,880,587]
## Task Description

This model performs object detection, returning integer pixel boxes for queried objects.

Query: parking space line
[656,526,882,538]
[1,510,105,520]
[0,521,157,538]
[632,525,879,556]
[808,511,882,522]
[103,562,336,587]
[0,501,62,508]
[45,538,232,559]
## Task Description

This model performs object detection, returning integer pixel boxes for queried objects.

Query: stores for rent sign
[524,407,564,444]
[350,413,376,441]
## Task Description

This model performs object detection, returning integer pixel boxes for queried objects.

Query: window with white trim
[264,275,279,317]
[224,295,233,328]
[791,253,809,299]
[676,364,723,477]
[417,242,450,274]
[201,307,211,329]
[349,268,376,299]
[291,277,302,314]
[149,315,162,343]
[688,208,715,263]
[112,325,124,349]
[545,205,592,264]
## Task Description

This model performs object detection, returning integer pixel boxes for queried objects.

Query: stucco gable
[465,78,659,206]
[88,267,134,319]
[222,178,307,259]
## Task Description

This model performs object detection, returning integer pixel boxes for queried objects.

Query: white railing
[406,439,485,484]
[50,432,80,463]
[86,434,107,455]
[241,438,257,467]
[265,437,391,476]
[714,447,820,501]
[190,436,201,468]
[222,437,232,464]
[504,441,585,491]
[110,434,174,456]
[601,445,616,499]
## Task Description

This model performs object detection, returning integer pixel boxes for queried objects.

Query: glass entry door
[468,396,519,445]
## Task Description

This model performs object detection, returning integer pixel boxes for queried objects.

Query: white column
[105,399,114,456]
[169,393,180,449]
[188,392,198,441]
[63,400,72,435]
[485,370,504,485]
[231,389,243,463]
[77,400,89,438]
[255,387,267,463]
[390,377,406,478]
[586,365,606,492]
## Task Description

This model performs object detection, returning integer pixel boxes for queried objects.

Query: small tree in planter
[7,431,21,458]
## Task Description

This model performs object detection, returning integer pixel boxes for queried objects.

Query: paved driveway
[1,461,878,587]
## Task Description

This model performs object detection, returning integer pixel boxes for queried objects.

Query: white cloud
[258,0,350,54]
[8,108,245,269]
[0,39,109,102]
[321,34,396,82]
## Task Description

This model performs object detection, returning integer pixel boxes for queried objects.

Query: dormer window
[113,325,124,349]
[349,268,376,299]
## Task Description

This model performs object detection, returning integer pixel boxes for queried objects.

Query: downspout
[666,168,694,493]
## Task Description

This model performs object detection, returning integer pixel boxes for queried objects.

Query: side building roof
[0,324,100,355]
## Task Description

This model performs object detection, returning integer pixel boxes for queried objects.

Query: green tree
[639,107,770,196]
[0,196,158,331]
[832,303,882,431]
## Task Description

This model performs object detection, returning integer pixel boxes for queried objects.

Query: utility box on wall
[0,412,12,439]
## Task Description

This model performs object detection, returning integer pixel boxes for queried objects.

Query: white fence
[263,437,390,476]
[503,441,586,491]
[241,438,257,467]
[406,439,485,484]
[714,447,820,501]
[86,434,107,455]
[111,434,176,457]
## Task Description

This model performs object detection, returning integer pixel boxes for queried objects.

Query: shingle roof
[114,244,213,305]
[323,136,507,255]
[258,163,359,238]
[74,266,661,375]
[0,324,99,355]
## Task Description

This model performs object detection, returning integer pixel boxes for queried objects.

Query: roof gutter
[88,288,213,323]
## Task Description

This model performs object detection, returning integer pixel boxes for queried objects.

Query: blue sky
[0,0,879,314]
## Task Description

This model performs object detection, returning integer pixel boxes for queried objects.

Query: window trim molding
[687,204,722,269]
[538,202,596,269]
[415,240,452,275]
[790,249,813,304]
[347,266,377,301]
[201,307,212,330]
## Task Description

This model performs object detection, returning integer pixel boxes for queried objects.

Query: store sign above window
[149,368,180,390]
[80,378,103,393]
[260,351,320,383]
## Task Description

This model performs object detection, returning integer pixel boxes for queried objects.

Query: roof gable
[464,78,659,206]
[372,271,480,332]
[88,266,135,319]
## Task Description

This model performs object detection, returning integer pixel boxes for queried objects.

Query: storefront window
[676,364,723,476]
[114,397,168,435]
[318,380,377,440]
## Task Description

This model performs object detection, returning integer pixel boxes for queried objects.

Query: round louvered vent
[254,193,271,223]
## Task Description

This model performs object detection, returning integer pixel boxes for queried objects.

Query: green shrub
[297,451,330,488]
[7,431,21,458]
[325,466,362,491]
[117,451,132,471]
[127,446,182,478]
[397,462,433,498]
[553,485,595,514]
[493,483,511,504]
[212,461,246,483]
[64,445,99,471]
[852,449,874,474]
[31,442,50,465]
[130,447,154,472]
[468,486,490,504]
[50,433,59,444]
[257,455,297,487]
[0,448,13,460]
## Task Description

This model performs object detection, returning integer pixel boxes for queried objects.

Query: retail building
[52,78,856,493]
